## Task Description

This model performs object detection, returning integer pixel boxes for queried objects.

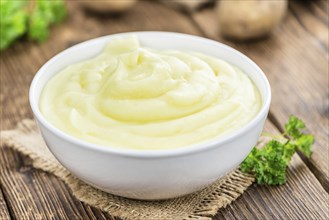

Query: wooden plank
[0,147,93,220]
[0,187,11,220]
[0,1,199,219]
[308,0,329,24]
[215,121,329,219]
[0,147,117,220]
[289,1,328,49]
[81,204,118,220]
[315,0,329,16]
[191,3,329,191]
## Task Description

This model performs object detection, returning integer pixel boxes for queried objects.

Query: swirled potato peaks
[40,36,261,150]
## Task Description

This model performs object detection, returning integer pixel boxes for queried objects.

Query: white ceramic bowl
[30,32,271,200]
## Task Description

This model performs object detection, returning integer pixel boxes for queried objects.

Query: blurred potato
[216,0,288,40]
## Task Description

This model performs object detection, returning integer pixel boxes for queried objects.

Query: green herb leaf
[240,147,260,173]
[0,0,28,50]
[29,0,67,42]
[282,142,296,162]
[285,115,305,138]
[0,0,66,51]
[295,134,314,158]
[240,115,314,185]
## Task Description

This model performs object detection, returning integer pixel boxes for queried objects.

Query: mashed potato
[40,36,261,150]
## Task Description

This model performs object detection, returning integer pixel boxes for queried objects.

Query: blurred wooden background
[0,0,328,219]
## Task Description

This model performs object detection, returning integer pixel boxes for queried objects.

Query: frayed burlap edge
[0,119,255,220]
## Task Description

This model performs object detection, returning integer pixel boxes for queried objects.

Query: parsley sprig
[240,115,314,185]
[0,0,66,51]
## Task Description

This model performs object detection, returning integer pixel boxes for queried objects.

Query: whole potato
[216,0,288,40]
[81,0,137,13]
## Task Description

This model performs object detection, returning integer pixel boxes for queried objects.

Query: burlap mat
[0,119,255,220]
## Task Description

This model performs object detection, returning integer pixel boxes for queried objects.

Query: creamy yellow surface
[40,36,261,150]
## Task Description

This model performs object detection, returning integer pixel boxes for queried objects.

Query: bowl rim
[29,31,271,158]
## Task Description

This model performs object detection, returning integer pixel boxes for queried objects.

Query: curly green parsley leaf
[29,0,67,42]
[240,115,314,185]
[295,134,314,158]
[285,115,305,139]
[0,0,66,51]
[0,0,28,50]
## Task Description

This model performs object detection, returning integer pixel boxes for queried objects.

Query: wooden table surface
[1,1,328,219]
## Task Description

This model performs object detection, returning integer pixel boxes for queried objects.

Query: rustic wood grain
[215,121,329,220]
[0,187,11,220]
[289,0,329,49]
[191,2,329,192]
[0,147,91,220]
[0,146,120,220]
[80,204,118,220]
[308,0,329,23]
[0,0,328,219]
[315,0,329,16]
